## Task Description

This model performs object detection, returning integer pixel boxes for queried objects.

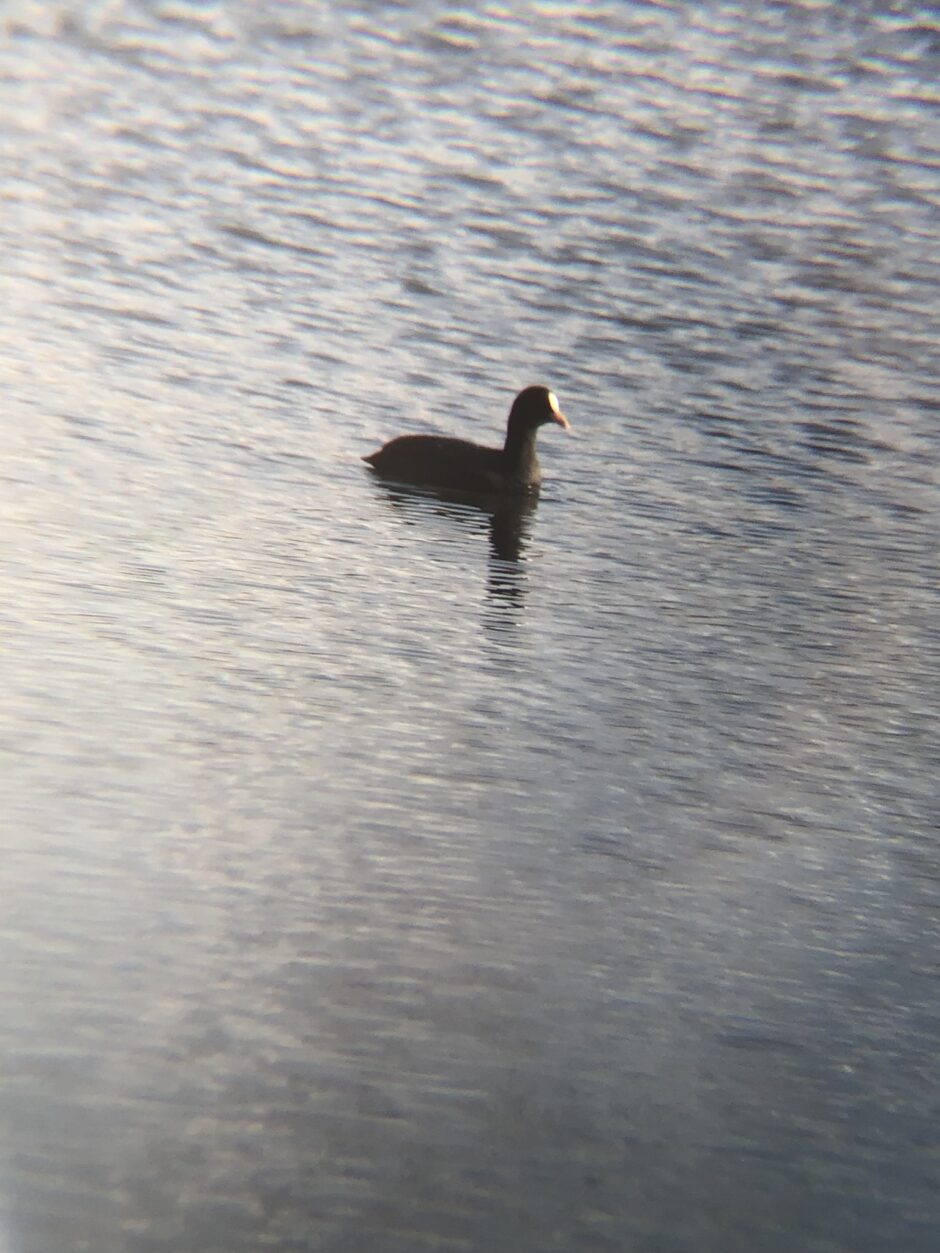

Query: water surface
[1,3,938,1251]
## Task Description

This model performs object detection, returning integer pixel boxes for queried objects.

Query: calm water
[1,3,938,1250]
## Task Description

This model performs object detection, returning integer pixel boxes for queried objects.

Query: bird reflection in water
[370,482,539,637]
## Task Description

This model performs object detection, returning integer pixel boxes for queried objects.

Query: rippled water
[1,3,938,1251]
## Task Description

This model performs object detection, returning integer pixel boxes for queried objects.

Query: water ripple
[1,4,938,1251]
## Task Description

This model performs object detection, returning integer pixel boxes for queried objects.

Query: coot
[363,385,569,494]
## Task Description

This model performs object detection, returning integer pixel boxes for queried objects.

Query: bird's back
[363,434,530,493]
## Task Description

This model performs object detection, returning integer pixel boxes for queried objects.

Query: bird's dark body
[363,434,534,494]
[362,386,568,495]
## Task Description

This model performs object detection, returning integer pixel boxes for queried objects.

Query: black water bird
[363,385,569,494]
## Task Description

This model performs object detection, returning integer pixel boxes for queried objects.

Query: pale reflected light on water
[1,3,938,1251]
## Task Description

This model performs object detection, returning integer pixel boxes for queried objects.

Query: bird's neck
[503,423,540,480]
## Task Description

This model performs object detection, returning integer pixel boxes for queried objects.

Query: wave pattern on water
[1,3,938,1252]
